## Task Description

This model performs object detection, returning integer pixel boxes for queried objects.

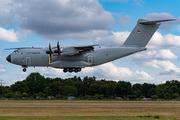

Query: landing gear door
[87,56,93,64]
[26,57,31,65]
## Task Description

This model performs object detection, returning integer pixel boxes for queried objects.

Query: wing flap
[74,44,99,50]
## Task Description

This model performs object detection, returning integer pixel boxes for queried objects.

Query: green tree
[172,93,179,99]
[133,83,142,91]
[94,94,100,99]
[164,93,170,99]
[83,76,96,95]
[151,95,158,99]
[3,88,14,98]
[74,77,84,97]
[156,85,165,99]
[107,82,116,97]
[10,81,27,94]
[139,96,145,100]
[148,88,156,96]
[22,92,28,97]
[62,85,77,96]
[127,95,136,100]
[36,92,45,98]
[85,95,91,99]
[13,91,22,98]
[50,81,63,96]
[134,89,141,98]
[171,85,178,93]
[99,84,108,97]
[163,86,173,99]
[141,83,156,97]
[25,73,46,95]
[99,94,104,99]
[64,79,75,87]
[0,86,5,95]
[44,86,52,96]
[87,82,101,95]
[116,81,132,97]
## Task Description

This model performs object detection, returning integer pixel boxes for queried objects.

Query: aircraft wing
[74,44,99,50]
[61,44,99,56]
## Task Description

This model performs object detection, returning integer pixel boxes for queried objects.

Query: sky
[1,0,180,85]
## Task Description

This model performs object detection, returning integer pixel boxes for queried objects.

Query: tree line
[0,72,180,99]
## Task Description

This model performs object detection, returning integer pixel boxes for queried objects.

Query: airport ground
[0,100,180,120]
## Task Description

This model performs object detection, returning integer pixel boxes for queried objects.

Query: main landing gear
[63,68,81,73]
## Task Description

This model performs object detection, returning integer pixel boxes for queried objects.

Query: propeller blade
[49,43,52,62]
[58,41,61,60]
[54,41,61,60]
[57,41,60,51]
[46,43,52,54]
[49,43,52,53]
[46,42,53,64]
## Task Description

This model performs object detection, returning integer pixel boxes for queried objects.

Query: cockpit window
[13,50,19,54]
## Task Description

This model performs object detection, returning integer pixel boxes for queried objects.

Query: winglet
[139,19,176,25]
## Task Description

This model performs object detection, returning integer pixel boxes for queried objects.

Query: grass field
[0,100,180,106]
[0,100,180,120]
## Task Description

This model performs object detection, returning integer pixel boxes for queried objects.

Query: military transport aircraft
[5,19,174,73]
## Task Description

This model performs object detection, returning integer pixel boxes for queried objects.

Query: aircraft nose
[6,54,11,62]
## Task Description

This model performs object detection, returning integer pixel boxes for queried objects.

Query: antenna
[0,80,8,86]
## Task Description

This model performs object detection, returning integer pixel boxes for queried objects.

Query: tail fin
[123,19,175,47]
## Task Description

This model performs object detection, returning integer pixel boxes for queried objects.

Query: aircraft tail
[123,19,175,47]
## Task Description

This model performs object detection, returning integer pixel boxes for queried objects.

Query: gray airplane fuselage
[8,46,146,69]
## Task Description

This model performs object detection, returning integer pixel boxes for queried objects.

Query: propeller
[46,43,53,63]
[54,41,61,60]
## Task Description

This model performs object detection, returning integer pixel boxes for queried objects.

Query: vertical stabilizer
[123,19,174,47]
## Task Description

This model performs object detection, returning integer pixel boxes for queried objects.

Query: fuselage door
[87,56,93,64]
[26,57,31,65]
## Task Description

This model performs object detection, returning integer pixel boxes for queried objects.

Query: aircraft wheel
[69,68,73,73]
[63,69,67,73]
[78,68,81,72]
[23,68,26,72]
[75,69,78,73]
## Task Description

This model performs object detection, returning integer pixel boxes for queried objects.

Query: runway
[0,105,180,107]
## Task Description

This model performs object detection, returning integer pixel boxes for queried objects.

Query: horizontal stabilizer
[139,19,176,25]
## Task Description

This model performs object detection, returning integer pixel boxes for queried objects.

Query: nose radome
[6,54,11,62]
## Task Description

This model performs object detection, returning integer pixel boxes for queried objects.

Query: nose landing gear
[22,65,28,72]
[23,68,27,72]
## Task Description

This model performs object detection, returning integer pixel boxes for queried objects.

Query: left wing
[74,44,98,51]
[60,44,99,56]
